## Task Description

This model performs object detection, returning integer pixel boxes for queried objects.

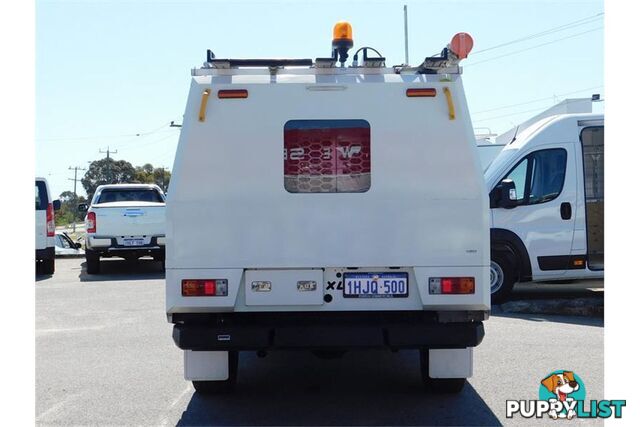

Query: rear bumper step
[172,311,485,351]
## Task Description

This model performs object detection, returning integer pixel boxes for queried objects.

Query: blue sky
[36,0,604,197]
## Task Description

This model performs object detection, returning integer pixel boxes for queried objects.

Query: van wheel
[192,351,239,394]
[490,254,516,304]
[41,259,55,275]
[86,251,101,274]
[419,350,466,393]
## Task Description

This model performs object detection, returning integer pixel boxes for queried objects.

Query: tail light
[218,89,248,99]
[406,88,437,97]
[182,279,228,296]
[46,203,55,237]
[86,212,96,233]
[429,277,475,294]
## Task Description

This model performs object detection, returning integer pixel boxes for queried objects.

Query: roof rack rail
[204,57,313,70]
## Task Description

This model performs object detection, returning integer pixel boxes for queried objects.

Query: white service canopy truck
[485,113,604,301]
[166,23,490,394]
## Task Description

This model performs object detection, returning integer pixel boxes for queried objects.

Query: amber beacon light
[332,21,354,65]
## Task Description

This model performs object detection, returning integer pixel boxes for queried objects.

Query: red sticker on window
[284,120,371,193]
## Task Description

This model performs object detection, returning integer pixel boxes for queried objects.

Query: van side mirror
[53,200,61,211]
[490,179,518,209]
[78,203,88,213]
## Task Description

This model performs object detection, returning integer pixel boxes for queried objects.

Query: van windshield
[97,188,164,204]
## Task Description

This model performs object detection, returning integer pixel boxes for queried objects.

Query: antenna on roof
[403,5,410,65]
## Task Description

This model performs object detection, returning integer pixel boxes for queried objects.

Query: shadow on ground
[35,273,53,282]
[176,351,500,426]
[510,280,603,300]
[78,258,165,282]
[490,310,604,327]
[492,280,604,326]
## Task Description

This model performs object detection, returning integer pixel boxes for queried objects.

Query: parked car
[55,232,84,257]
[485,113,604,302]
[35,177,61,274]
[79,183,166,274]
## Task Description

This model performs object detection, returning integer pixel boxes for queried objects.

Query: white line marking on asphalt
[157,385,193,427]
[36,393,81,423]
[36,325,106,335]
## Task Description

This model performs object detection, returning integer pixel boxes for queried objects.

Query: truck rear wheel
[490,253,516,304]
[192,351,239,394]
[85,251,101,275]
[419,350,466,393]
[40,259,55,275]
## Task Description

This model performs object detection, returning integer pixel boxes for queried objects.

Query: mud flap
[428,347,473,378]
[184,350,229,381]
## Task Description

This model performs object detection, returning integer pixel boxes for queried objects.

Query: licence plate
[123,238,145,247]
[343,272,409,298]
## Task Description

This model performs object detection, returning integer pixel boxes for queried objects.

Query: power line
[472,85,604,115]
[120,132,177,152]
[471,12,603,56]
[36,116,181,142]
[465,26,603,67]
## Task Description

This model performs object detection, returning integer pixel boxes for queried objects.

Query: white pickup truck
[79,184,166,274]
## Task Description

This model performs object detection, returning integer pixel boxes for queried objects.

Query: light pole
[68,166,87,232]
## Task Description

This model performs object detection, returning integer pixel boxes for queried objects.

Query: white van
[485,113,604,301]
[166,24,489,394]
[35,177,60,274]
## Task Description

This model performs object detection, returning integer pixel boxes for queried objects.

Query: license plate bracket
[343,272,409,298]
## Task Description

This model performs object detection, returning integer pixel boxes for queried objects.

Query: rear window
[97,188,164,204]
[284,119,371,193]
[35,181,48,210]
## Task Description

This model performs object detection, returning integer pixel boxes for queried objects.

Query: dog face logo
[541,371,580,401]
[539,371,585,420]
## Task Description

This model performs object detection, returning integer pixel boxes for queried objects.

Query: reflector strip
[443,87,455,120]
[406,88,437,97]
[198,88,211,122]
[218,89,248,99]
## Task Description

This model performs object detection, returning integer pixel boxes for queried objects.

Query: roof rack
[206,58,314,69]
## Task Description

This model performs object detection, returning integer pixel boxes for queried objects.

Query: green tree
[153,167,171,192]
[56,191,87,226]
[135,163,155,183]
[133,164,171,191]
[82,157,136,200]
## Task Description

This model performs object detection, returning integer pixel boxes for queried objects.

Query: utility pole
[99,147,118,183]
[68,166,87,232]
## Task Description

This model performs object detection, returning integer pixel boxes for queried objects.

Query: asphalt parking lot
[36,258,604,426]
